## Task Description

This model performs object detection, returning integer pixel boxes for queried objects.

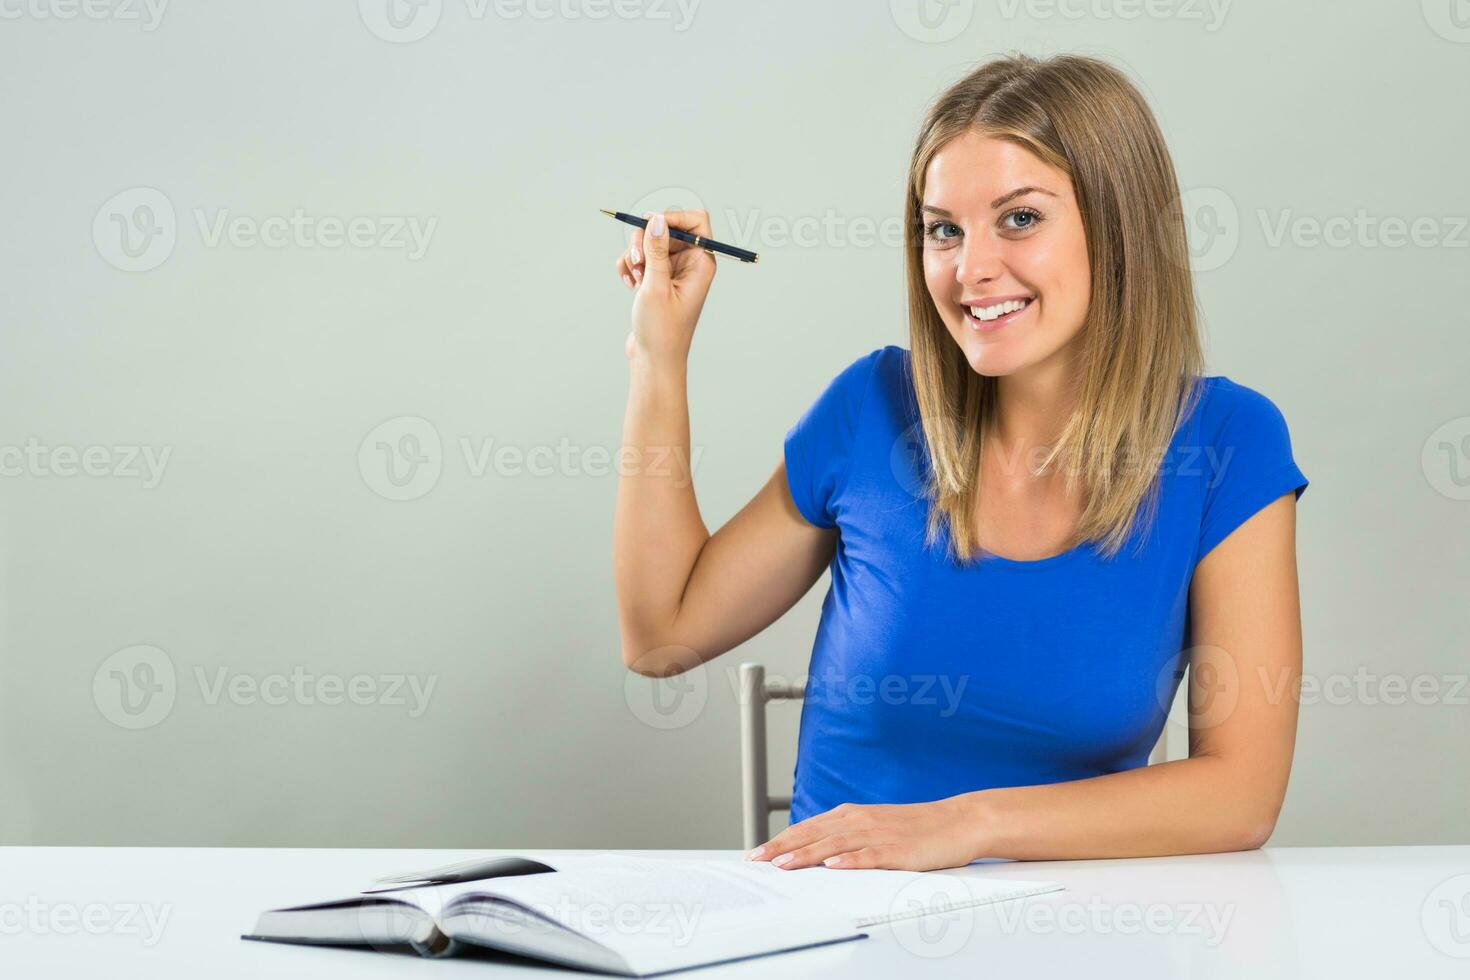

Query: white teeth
[967,298,1030,322]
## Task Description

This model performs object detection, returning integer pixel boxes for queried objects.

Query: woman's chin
[949,330,1023,377]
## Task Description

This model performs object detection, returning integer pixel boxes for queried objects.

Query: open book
[244,852,1063,976]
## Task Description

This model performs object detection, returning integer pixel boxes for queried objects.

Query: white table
[3,845,1467,977]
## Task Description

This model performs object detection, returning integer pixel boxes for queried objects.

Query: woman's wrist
[949,788,1007,862]
[627,343,689,385]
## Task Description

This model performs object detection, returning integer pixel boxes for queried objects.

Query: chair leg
[739,663,770,851]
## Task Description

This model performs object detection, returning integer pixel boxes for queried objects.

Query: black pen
[601,209,759,264]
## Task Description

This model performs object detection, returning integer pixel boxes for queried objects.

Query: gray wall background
[1,1,1465,848]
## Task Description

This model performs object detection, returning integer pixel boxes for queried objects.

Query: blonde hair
[903,53,1206,563]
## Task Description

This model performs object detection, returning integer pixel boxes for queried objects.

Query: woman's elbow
[619,637,698,678]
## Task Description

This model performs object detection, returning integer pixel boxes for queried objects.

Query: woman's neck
[991,354,1081,451]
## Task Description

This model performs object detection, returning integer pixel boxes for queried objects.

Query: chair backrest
[738,661,1172,849]
[738,663,805,851]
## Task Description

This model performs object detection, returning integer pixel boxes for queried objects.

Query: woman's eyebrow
[922,186,1059,216]
[990,185,1057,208]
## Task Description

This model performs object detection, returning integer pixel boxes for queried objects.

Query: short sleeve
[783,348,885,529]
[1196,379,1309,562]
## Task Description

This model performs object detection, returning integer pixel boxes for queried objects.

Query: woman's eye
[924,220,961,245]
[1001,207,1043,232]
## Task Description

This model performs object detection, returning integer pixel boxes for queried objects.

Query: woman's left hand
[744,798,984,871]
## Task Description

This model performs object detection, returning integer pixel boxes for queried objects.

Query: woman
[611,53,1308,872]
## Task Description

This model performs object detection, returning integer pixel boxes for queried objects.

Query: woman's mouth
[962,296,1034,333]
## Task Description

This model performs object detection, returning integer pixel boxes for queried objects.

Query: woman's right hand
[615,209,717,363]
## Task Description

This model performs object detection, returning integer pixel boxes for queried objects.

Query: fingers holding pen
[615,208,713,290]
[616,212,651,289]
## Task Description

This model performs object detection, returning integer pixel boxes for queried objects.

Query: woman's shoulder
[813,344,913,417]
[1188,374,1296,444]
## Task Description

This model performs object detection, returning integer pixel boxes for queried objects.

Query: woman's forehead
[924,133,1072,209]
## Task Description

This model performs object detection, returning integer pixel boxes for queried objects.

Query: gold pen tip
[599,209,616,217]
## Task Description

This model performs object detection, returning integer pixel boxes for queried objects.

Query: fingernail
[649,213,666,237]
[771,853,792,867]
[630,242,640,264]
[632,268,641,283]
[744,847,764,861]
[823,856,841,867]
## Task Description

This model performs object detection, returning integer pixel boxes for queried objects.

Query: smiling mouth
[963,297,1034,330]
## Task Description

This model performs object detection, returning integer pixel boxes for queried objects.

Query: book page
[426,855,860,975]
[692,858,1064,927]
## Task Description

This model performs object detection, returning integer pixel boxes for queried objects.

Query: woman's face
[921,131,1091,380]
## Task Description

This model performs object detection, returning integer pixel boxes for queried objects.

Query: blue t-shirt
[782,345,1308,824]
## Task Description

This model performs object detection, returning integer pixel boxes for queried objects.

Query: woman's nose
[956,233,1004,285]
